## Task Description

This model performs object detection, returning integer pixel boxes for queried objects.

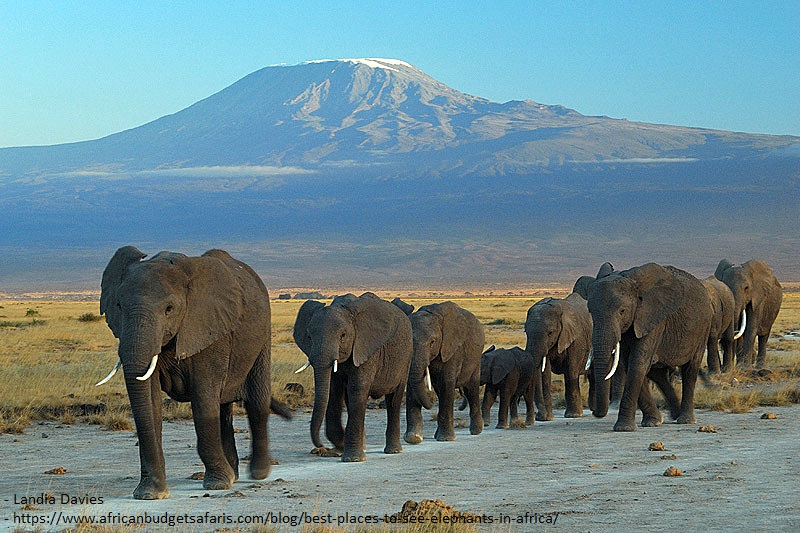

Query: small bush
[77,313,103,322]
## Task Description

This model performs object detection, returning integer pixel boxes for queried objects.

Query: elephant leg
[325,374,346,454]
[463,374,484,435]
[219,403,239,481]
[433,377,457,441]
[481,386,495,427]
[706,338,721,375]
[523,380,535,426]
[720,334,735,373]
[404,388,425,445]
[637,380,663,427]
[131,375,169,499]
[755,333,769,368]
[614,353,648,432]
[243,350,272,479]
[587,371,596,413]
[496,385,511,429]
[191,393,236,490]
[342,381,368,462]
[676,359,700,424]
[536,364,555,421]
[383,388,403,454]
[648,366,680,420]
[610,365,626,408]
[563,375,583,418]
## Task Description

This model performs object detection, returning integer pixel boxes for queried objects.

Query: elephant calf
[477,346,535,429]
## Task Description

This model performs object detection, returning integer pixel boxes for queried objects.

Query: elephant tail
[270,397,293,420]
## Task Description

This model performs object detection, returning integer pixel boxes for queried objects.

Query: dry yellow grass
[2,292,798,433]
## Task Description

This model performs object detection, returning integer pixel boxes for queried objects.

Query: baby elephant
[477,346,535,429]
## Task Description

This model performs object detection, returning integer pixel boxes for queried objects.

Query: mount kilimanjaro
[1,58,798,291]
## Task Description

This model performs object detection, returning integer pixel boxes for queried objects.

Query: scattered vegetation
[1,293,798,433]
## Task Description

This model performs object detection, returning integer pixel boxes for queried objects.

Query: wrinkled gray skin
[293,293,412,462]
[572,262,624,406]
[587,263,712,431]
[525,293,592,421]
[100,247,291,500]
[702,276,737,374]
[477,346,534,429]
[404,301,485,443]
[714,259,783,369]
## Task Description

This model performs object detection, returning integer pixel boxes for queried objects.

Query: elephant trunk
[737,304,757,364]
[409,343,434,410]
[118,318,166,497]
[525,335,549,375]
[310,364,332,449]
[591,327,619,418]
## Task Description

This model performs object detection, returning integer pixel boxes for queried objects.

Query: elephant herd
[96,246,782,499]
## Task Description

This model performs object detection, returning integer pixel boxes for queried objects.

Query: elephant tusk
[733,310,746,340]
[604,342,620,381]
[425,367,432,392]
[135,354,159,381]
[333,359,338,373]
[95,359,121,386]
[294,360,311,373]
[541,356,547,373]
[585,348,593,371]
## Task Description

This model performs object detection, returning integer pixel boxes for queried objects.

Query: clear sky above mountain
[1,1,797,148]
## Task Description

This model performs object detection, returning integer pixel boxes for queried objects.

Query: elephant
[524,293,592,420]
[714,259,783,368]
[404,301,485,443]
[99,246,291,499]
[701,276,740,374]
[292,292,413,462]
[572,262,615,299]
[476,346,534,429]
[587,262,712,431]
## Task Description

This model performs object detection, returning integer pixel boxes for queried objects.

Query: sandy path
[2,402,799,531]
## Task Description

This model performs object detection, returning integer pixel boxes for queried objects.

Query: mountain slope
[0,58,798,290]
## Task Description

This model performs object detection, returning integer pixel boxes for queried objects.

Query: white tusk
[604,342,620,381]
[585,348,593,371]
[95,359,121,386]
[425,367,432,391]
[294,360,311,374]
[136,355,159,381]
[541,356,547,373]
[733,310,746,340]
[333,359,338,373]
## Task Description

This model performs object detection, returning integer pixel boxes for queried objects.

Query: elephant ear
[293,300,325,356]
[350,297,401,367]
[439,302,469,363]
[714,259,734,281]
[631,264,687,339]
[175,255,244,359]
[391,297,415,316]
[100,246,147,338]
[490,351,515,385]
[556,304,577,355]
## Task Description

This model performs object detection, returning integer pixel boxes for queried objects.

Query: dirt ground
[2,401,799,532]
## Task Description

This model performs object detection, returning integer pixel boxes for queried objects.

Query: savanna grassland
[1,292,799,435]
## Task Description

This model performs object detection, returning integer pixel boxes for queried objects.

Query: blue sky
[1,1,798,148]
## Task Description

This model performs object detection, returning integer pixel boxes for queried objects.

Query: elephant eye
[165,305,174,315]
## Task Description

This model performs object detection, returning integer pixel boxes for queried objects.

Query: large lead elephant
[99,246,291,499]
[714,259,783,368]
[587,263,712,431]
[292,293,413,462]
[404,301,484,443]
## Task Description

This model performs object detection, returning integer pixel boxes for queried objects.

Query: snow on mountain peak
[303,58,413,72]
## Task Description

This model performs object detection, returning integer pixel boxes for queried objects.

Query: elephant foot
[384,444,403,454]
[341,449,367,462]
[613,420,638,432]
[133,478,170,500]
[249,454,272,480]
[641,415,663,427]
[404,431,423,445]
[676,413,696,425]
[535,411,554,422]
[203,469,235,490]
[434,427,456,442]
[495,422,509,430]
[311,446,343,458]
[564,409,584,418]
[525,414,536,426]
[469,420,483,435]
